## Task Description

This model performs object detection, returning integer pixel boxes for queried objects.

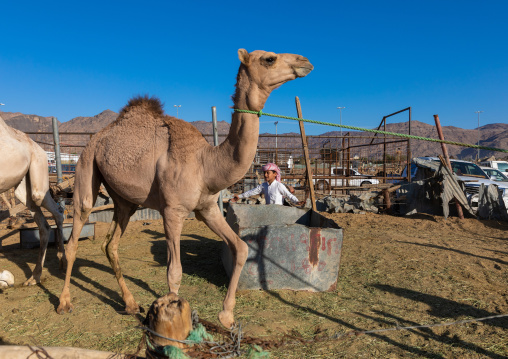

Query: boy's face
[264,170,277,183]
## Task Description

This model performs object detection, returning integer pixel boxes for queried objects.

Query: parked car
[479,160,508,176]
[313,167,380,191]
[48,164,77,173]
[402,157,508,211]
[481,166,508,183]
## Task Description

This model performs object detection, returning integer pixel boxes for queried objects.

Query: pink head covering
[262,163,281,182]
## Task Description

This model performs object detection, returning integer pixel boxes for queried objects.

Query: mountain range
[1,109,507,161]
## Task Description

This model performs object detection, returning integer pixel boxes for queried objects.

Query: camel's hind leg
[57,159,101,314]
[25,143,66,275]
[196,204,248,329]
[14,177,53,286]
[101,189,139,313]
[40,191,65,270]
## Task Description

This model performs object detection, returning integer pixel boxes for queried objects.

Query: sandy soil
[0,211,506,358]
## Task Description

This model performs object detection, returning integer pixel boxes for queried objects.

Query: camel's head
[236,49,313,110]
[144,292,193,349]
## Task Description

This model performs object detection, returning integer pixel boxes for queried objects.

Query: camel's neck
[204,66,270,192]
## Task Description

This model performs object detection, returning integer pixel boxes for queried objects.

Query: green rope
[186,323,213,343]
[234,109,508,154]
[246,344,271,358]
[145,336,189,359]
[162,345,188,359]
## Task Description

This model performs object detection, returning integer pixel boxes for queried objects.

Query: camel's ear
[238,49,250,65]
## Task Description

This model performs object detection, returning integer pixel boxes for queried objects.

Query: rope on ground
[130,312,507,357]
[234,109,508,154]
[26,345,53,359]
[324,313,508,342]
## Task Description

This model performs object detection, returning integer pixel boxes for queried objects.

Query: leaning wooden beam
[90,204,115,213]
[0,193,11,209]
[434,114,464,219]
[296,96,321,226]
[4,203,28,219]
[50,176,75,196]
[295,96,317,212]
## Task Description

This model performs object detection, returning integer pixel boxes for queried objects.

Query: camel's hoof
[23,277,38,286]
[125,304,141,315]
[57,302,74,314]
[218,310,235,329]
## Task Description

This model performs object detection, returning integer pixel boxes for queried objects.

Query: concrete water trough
[19,222,95,249]
[222,203,343,292]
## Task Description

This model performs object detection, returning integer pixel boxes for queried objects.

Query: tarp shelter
[397,158,476,218]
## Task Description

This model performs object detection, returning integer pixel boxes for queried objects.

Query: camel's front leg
[162,208,186,294]
[196,205,248,329]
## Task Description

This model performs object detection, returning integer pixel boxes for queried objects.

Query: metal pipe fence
[1,130,410,211]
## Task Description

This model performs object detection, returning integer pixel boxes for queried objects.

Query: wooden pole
[434,114,464,219]
[295,97,317,212]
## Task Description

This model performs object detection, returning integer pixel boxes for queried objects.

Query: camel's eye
[265,56,276,64]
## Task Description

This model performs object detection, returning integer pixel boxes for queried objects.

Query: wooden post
[383,189,392,214]
[433,114,464,220]
[295,97,317,213]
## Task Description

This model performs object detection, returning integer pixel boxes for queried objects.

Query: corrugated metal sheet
[88,207,195,223]
[20,223,95,249]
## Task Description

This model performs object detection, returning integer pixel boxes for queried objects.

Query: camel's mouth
[294,63,314,77]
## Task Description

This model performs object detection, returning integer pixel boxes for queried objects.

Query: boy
[231,163,304,206]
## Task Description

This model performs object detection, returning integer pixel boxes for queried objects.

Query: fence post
[52,117,65,213]
[211,106,224,215]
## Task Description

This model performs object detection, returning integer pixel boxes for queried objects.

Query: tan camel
[57,49,313,328]
[0,115,65,285]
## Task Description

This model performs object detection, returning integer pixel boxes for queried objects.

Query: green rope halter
[233,108,508,154]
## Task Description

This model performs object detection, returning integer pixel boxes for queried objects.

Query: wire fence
[3,109,506,211]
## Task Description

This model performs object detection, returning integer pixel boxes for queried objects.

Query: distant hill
[59,110,118,132]
[1,110,507,160]
[1,111,57,132]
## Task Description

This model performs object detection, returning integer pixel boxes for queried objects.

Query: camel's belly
[101,171,160,208]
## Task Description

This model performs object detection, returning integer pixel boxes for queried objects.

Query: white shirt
[238,180,299,205]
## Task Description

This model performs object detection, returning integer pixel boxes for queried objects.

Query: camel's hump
[119,95,165,118]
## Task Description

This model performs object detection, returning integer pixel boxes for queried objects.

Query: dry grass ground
[0,211,506,358]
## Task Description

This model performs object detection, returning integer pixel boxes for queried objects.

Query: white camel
[0,115,65,285]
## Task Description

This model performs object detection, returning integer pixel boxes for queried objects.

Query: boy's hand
[231,195,240,203]
[296,201,306,207]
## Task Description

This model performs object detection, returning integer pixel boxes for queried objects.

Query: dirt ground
[0,210,506,358]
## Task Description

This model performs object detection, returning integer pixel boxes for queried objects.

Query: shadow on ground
[0,240,159,313]
[395,240,508,266]
[368,284,507,358]
[143,229,228,288]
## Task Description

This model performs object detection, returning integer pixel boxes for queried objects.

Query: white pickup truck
[313,167,380,191]
[479,160,508,176]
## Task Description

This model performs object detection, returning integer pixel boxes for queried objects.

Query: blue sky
[1,1,506,135]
